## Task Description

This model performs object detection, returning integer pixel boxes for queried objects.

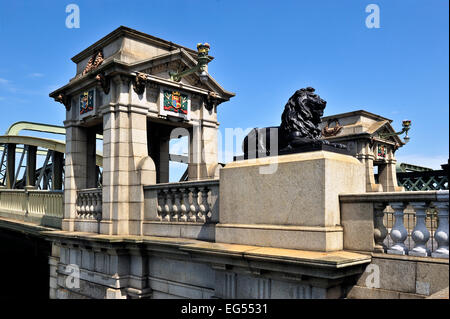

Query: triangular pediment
[371,121,403,144]
[128,49,235,100]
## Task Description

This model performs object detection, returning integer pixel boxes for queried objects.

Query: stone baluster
[179,188,189,222]
[373,202,388,253]
[163,188,172,222]
[75,195,81,218]
[189,187,200,222]
[432,201,449,258]
[89,193,95,219]
[84,193,90,218]
[80,194,86,218]
[172,188,181,222]
[387,202,408,255]
[198,187,210,223]
[409,202,430,257]
[94,191,102,221]
[157,190,164,221]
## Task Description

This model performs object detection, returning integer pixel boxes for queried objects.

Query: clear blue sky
[0,0,448,170]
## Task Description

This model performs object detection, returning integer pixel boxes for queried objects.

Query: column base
[431,250,449,259]
[409,248,430,257]
[387,247,408,255]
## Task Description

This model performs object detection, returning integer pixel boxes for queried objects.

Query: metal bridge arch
[0,122,103,190]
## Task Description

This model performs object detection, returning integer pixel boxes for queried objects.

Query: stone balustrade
[76,188,102,221]
[340,190,449,258]
[144,180,219,223]
[0,188,63,227]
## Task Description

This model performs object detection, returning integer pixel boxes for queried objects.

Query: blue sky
[0,0,448,172]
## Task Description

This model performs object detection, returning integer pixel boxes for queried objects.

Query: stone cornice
[322,110,392,123]
[40,230,372,278]
[50,58,235,102]
[71,26,214,64]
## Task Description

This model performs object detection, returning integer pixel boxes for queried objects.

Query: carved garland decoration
[321,118,343,137]
[82,50,104,76]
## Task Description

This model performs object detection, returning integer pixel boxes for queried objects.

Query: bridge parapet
[76,188,102,221]
[0,189,63,228]
[143,179,219,241]
[340,190,449,258]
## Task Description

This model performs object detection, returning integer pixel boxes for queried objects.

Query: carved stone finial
[133,72,147,95]
[82,50,104,76]
[95,73,110,94]
[55,93,71,111]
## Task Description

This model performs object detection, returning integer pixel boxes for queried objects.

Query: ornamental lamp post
[379,119,412,144]
[170,43,211,83]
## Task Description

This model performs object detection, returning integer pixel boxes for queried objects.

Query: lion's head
[280,87,326,139]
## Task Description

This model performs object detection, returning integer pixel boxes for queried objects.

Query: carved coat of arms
[163,90,188,115]
[79,90,95,115]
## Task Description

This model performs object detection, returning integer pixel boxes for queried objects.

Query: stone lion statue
[242,87,345,158]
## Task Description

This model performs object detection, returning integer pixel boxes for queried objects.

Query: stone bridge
[0,26,448,299]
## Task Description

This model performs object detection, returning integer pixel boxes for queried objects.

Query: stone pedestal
[216,151,365,251]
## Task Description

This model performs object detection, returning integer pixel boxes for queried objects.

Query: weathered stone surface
[355,255,449,298]
[217,151,364,251]
[357,258,416,293]
[45,231,370,299]
[416,262,449,295]
[220,151,364,227]
[216,224,343,251]
[340,202,375,252]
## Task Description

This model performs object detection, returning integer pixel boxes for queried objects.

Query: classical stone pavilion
[50,26,234,235]
[319,110,405,192]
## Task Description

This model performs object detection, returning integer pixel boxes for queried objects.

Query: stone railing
[0,188,63,228]
[340,190,449,258]
[76,188,102,221]
[144,180,219,223]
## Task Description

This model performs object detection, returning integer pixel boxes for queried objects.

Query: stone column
[356,142,382,192]
[5,143,16,189]
[378,147,403,192]
[52,151,64,190]
[188,123,218,180]
[26,145,37,188]
[86,128,97,188]
[63,124,88,231]
[100,75,156,236]
[159,135,169,183]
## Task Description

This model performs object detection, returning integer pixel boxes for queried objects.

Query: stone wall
[47,232,370,299]
[347,254,449,299]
